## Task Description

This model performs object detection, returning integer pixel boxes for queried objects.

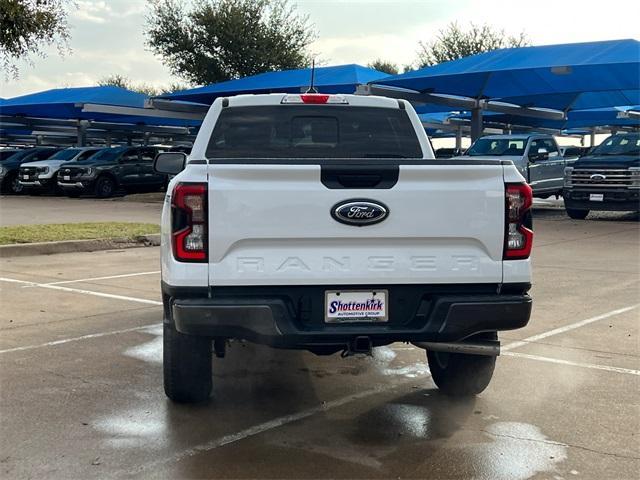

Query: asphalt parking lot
[0,204,638,479]
[0,195,162,226]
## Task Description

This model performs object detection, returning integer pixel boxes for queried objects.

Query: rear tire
[427,333,497,397]
[94,176,116,198]
[566,208,589,220]
[163,323,212,403]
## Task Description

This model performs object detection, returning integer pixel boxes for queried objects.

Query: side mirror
[154,152,186,175]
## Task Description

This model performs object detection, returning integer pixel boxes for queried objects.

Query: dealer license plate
[325,290,388,323]
[589,193,604,202]
[23,175,29,180]
[63,175,70,181]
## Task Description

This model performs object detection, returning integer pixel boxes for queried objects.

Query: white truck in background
[154,93,533,403]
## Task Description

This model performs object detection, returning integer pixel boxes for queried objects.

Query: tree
[98,74,189,97]
[368,59,399,75]
[145,0,316,85]
[98,74,161,97]
[0,0,71,77]
[417,22,528,68]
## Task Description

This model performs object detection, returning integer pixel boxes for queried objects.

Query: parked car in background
[460,134,575,198]
[57,146,167,198]
[560,146,590,160]
[19,147,102,194]
[563,132,640,219]
[435,147,462,158]
[0,147,60,194]
[168,145,193,154]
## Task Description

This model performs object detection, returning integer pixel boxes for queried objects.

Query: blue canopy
[374,39,640,111]
[160,64,390,104]
[0,86,199,127]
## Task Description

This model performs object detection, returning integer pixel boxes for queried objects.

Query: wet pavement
[0,206,638,479]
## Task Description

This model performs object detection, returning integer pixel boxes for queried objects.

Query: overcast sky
[2,0,639,98]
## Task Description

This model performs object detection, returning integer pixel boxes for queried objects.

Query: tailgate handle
[321,165,399,189]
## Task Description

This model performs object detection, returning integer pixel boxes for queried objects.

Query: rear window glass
[206,105,423,159]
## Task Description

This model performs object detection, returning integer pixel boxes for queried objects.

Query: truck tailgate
[208,162,505,286]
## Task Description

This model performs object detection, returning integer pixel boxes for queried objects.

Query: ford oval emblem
[331,199,389,226]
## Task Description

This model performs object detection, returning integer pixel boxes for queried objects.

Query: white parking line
[503,304,640,351]
[33,270,160,287]
[503,352,640,376]
[0,323,161,355]
[130,383,403,476]
[0,276,162,306]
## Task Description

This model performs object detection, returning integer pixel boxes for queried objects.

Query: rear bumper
[163,282,532,348]
[563,188,640,212]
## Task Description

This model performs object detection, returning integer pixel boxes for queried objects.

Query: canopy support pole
[77,120,88,147]
[471,107,483,141]
[590,129,596,147]
[455,126,462,151]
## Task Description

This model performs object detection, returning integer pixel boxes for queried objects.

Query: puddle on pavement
[94,406,169,449]
[471,421,568,480]
[374,345,431,378]
[122,332,431,382]
[123,324,162,364]
[115,335,566,479]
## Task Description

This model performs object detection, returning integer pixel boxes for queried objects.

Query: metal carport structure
[364,39,640,141]
[0,86,202,147]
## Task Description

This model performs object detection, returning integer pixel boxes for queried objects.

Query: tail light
[171,183,207,262]
[504,183,533,260]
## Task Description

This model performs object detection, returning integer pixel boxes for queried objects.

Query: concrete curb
[0,234,161,258]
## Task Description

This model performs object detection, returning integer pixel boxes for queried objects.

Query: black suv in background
[57,146,167,198]
[0,147,60,194]
[563,133,640,219]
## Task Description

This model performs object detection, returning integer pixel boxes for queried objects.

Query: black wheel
[94,176,116,198]
[566,208,589,220]
[427,333,497,397]
[163,323,212,403]
[4,173,24,195]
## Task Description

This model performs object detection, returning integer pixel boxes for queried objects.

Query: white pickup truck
[154,93,533,403]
